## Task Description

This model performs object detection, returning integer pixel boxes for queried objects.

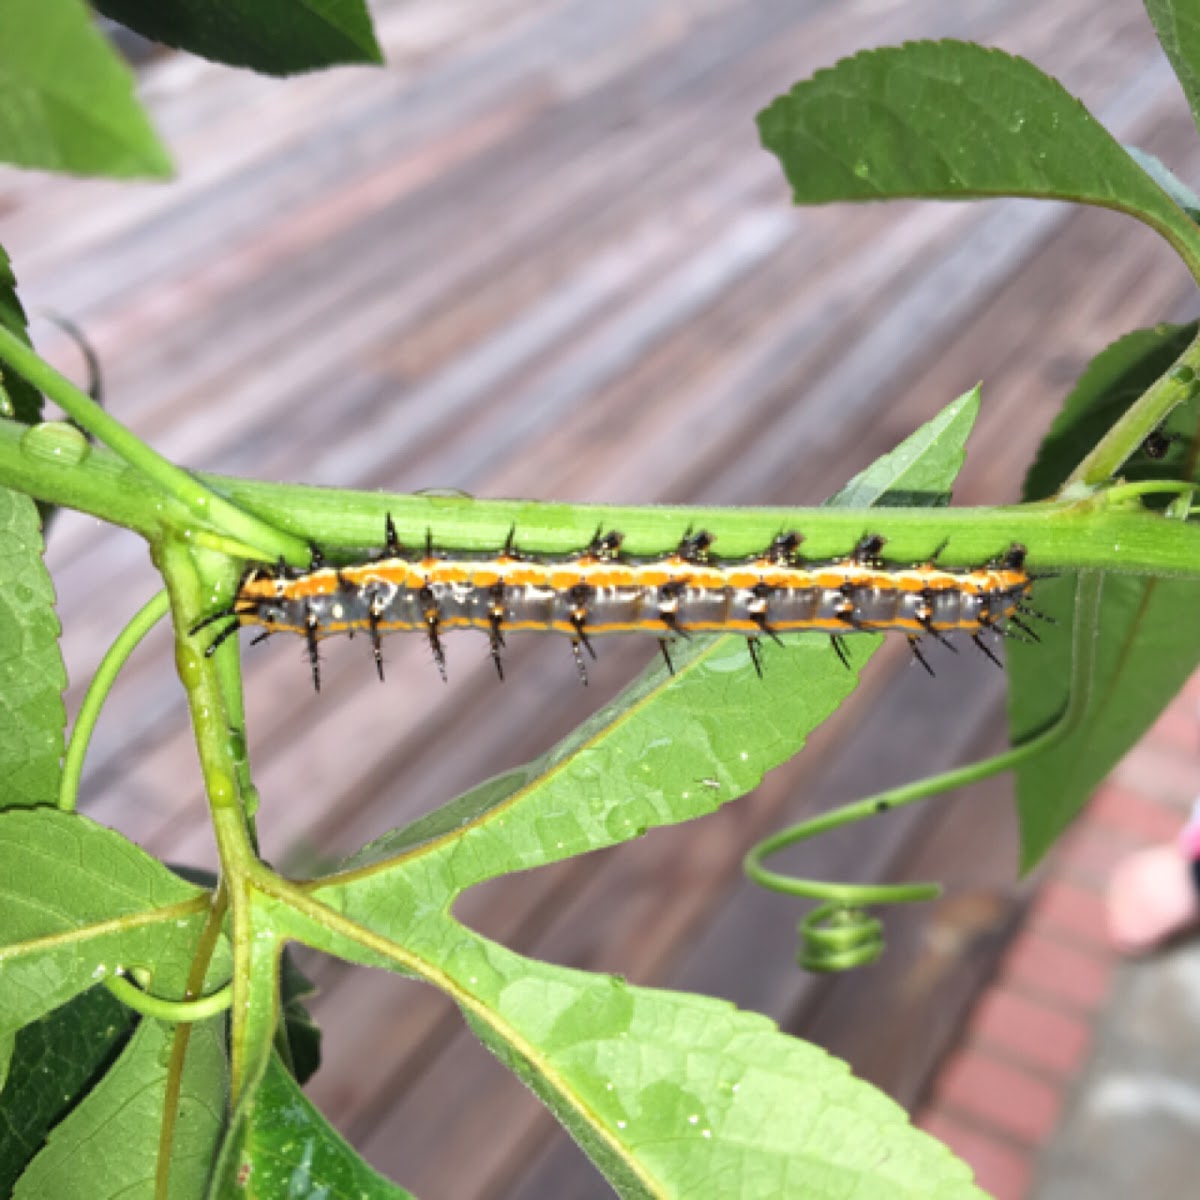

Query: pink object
[1177,797,1200,861]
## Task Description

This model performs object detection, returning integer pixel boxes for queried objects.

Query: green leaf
[757,40,1200,280]
[1145,0,1200,138]
[1010,324,1200,868]
[13,1016,227,1200]
[1009,571,1200,870]
[466,942,984,1198]
[2,813,227,1197]
[1023,322,1199,499]
[828,384,979,507]
[0,0,170,178]
[0,242,63,811]
[212,1055,413,1200]
[295,915,982,1199]
[94,0,383,77]
[0,247,44,425]
[0,486,67,809]
[294,391,982,1195]
[0,985,136,1196]
[0,809,212,1034]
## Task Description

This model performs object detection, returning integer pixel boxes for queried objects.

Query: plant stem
[0,327,301,560]
[0,417,1197,578]
[158,883,229,1200]
[1103,479,1197,504]
[158,538,271,1099]
[1063,324,1200,490]
[60,589,169,812]
[105,974,232,1022]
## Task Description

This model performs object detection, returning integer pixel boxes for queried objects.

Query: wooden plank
[7,0,1193,1194]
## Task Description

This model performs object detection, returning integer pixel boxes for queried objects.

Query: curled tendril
[745,573,1103,973]
[744,802,940,973]
[799,904,886,972]
[60,590,170,813]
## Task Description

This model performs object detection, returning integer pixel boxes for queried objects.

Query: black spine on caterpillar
[189,524,1040,690]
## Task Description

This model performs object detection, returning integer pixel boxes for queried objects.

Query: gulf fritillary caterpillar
[193,518,1041,691]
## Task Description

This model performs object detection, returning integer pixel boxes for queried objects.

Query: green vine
[1,416,1198,580]
[1063,329,1200,490]
[745,575,1103,969]
[105,973,233,1023]
[60,590,169,813]
[0,324,301,563]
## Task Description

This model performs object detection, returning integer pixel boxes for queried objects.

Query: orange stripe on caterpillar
[191,523,1038,691]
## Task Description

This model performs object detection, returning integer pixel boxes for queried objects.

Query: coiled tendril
[744,794,940,973]
[745,572,1106,972]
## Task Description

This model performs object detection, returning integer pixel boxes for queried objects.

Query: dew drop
[414,487,474,502]
[176,644,203,686]
[208,772,235,805]
[20,421,90,466]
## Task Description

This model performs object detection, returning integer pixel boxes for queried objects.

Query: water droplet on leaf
[20,421,90,466]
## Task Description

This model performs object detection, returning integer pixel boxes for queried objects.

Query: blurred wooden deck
[3,0,1197,1195]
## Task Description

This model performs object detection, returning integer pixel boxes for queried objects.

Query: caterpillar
[193,518,1041,691]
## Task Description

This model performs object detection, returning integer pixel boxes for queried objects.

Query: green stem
[159,542,254,826]
[105,974,232,1023]
[60,590,170,812]
[0,327,299,561]
[1103,479,1198,504]
[1063,325,1200,490]
[0,418,1198,578]
[215,644,261,835]
[157,538,266,1098]
[158,883,229,1200]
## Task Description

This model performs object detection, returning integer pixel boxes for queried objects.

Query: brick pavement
[917,675,1200,1200]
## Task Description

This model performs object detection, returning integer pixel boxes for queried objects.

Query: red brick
[968,987,1092,1077]
[918,1109,1032,1200]
[1112,742,1200,810]
[1027,879,1109,949]
[934,1049,1062,1145]
[1056,823,1138,888]
[1001,930,1114,1012]
[1148,699,1200,757]
[1088,785,1184,845]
